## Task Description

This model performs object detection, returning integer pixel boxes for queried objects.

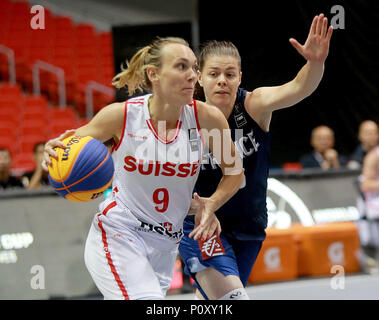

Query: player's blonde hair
[112,37,189,96]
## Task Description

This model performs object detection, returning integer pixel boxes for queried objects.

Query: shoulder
[91,102,126,126]
[365,147,379,163]
[195,100,228,131]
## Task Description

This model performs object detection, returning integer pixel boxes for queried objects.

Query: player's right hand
[189,193,222,241]
[42,129,76,171]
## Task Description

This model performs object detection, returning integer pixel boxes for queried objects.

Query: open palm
[290,14,333,63]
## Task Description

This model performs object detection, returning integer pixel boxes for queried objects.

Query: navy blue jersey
[187,88,270,241]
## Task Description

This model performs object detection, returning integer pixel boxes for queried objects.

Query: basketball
[48,135,114,202]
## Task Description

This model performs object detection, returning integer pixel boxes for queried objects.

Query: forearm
[293,60,324,98]
[207,172,244,212]
[27,168,44,189]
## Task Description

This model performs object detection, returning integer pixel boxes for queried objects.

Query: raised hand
[189,192,221,241]
[289,14,333,63]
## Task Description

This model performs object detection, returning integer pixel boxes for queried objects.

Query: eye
[177,63,186,70]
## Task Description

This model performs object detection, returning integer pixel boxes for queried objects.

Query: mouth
[214,91,230,96]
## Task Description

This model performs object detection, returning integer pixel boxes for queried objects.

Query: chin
[213,95,231,107]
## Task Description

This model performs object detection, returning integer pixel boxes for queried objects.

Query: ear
[146,66,159,83]
[197,71,204,87]
[238,71,242,86]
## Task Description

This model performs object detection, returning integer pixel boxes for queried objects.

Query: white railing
[0,44,16,84]
[85,80,115,118]
[33,60,66,108]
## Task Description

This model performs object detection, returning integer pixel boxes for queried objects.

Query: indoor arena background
[0,0,379,300]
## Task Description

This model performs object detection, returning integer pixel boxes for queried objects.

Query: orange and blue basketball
[48,135,114,202]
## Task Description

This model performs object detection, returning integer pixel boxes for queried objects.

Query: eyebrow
[207,66,238,71]
[176,57,197,64]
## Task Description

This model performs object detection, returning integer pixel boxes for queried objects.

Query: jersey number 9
[153,188,169,213]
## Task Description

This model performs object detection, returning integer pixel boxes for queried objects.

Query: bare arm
[42,102,125,170]
[189,101,244,240]
[245,14,333,131]
[361,150,379,193]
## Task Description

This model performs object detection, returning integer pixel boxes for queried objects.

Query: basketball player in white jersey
[42,37,244,300]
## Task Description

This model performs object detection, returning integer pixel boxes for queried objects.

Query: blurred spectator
[356,145,379,272]
[300,125,347,170]
[0,147,24,189]
[347,120,379,170]
[22,142,50,189]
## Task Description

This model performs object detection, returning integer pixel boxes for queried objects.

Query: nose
[217,74,227,86]
[188,68,197,81]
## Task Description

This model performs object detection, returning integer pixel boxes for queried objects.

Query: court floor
[166,273,379,300]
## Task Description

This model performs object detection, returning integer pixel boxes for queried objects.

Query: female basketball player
[179,14,333,300]
[42,37,244,300]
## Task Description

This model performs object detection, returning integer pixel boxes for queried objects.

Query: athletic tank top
[186,88,270,241]
[106,94,204,241]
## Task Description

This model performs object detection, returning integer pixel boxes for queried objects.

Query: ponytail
[112,37,189,96]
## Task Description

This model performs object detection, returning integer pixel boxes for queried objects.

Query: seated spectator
[0,147,24,189]
[23,142,50,189]
[348,120,379,169]
[300,125,347,170]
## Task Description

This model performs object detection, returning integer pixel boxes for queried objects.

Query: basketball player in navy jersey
[179,14,333,299]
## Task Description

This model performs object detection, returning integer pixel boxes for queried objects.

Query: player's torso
[108,94,203,240]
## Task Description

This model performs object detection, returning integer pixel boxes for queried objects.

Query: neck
[149,95,183,129]
[207,99,234,119]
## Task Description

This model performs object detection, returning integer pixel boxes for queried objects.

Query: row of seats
[0,0,115,117]
[0,83,89,172]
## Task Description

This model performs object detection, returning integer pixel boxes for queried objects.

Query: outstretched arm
[245,14,333,129]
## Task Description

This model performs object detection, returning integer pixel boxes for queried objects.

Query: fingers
[289,38,303,53]
[60,129,76,140]
[189,213,221,241]
[326,25,333,41]
[41,130,74,171]
[316,13,324,36]
[310,15,318,35]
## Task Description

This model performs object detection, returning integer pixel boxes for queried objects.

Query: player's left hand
[189,193,221,241]
[289,13,333,63]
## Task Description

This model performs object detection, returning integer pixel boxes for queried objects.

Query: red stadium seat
[19,120,49,137]
[19,135,46,154]
[0,136,17,155]
[0,124,17,140]
[22,95,48,110]
[48,107,77,121]
[0,83,22,97]
[12,152,35,172]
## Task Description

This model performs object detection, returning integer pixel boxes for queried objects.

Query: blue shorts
[179,218,262,299]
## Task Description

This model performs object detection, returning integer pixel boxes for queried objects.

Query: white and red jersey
[101,94,203,242]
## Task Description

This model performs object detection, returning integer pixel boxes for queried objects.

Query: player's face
[153,43,198,106]
[199,55,241,109]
